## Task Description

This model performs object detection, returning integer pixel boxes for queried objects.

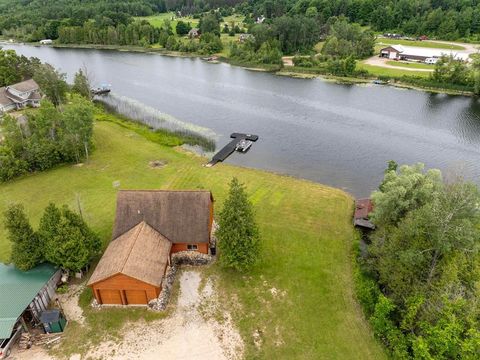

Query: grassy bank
[385,61,434,70]
[0,111,385,359]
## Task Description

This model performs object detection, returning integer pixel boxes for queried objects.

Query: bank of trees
[4,202,100,271]
[357,163,480,359]
[0,49,40,87]
[0,95,95,182]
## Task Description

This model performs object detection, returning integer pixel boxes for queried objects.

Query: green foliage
[199,12,220,36]
[4,204,43,270]
[175,20,191,36]
[432,56,471,87]
[33,63,69,106]
[0,49,40,87]
[72,69,91,99]
[0,94,95,182]
[322,17,375,59]
[39,203,101,271]
[364,163,480,358]
[199,32,223,54]
[217,177,260,272]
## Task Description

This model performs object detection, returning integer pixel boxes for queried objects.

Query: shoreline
[3,40,474,97]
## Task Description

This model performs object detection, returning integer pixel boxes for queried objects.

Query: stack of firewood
[18,333,33,350]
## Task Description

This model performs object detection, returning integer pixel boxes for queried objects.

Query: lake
[4,43,480,196]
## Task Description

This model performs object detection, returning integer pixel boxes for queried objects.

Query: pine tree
[4,204,43,270]
[217,177,260,271]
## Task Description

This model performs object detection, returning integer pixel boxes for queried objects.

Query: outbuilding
[88,190,215,305]
[0,263,61,340]
[379,45,471,63]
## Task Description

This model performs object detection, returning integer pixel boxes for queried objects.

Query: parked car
[0,325,23,359]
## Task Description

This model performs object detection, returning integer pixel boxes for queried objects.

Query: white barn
[380,45,471,63]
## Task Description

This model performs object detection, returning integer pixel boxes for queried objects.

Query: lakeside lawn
[375,38,465,50]
[358,62,431,78]
[0,114,385,359]
[385,60,434,70]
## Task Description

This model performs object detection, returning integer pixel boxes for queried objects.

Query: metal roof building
[0,263,60,338]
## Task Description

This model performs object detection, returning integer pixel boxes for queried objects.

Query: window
[187,244,198,251]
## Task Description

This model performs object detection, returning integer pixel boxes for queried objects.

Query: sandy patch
[85,269,243,360]
[57,284,85,325]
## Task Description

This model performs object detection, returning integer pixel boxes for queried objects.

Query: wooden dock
[207,133,259,167]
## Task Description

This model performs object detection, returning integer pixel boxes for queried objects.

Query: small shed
[40,310,67,333]
[188,28,200,39]
[354,198,375,230]
[0,263,61,339]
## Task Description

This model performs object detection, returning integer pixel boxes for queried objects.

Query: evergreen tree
[4,204,43,270]
[217,177,260,271]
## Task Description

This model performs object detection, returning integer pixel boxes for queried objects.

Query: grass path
[0,119,385,359]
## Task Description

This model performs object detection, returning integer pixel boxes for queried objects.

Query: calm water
[4,43,480,196]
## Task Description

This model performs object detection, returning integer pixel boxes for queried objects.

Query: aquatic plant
[95,93,216,152]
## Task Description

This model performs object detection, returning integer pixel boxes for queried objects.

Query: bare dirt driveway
[10,270,243,360]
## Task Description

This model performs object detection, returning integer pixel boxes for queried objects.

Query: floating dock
[207,133,259,167]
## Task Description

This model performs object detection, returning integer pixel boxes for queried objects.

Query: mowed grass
[138,12,199,34]
[0,119,385,359]
[386,60,434,70]
[376,38,465,50]
[358,62,431,78]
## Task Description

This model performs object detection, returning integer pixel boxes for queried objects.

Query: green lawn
[376,38,465,50]
[385,60,434,70]
[138,12,199,34]
[358,62,431,78]
[0,114,385,359]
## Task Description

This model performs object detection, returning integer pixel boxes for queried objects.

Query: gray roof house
[0,79,41,115]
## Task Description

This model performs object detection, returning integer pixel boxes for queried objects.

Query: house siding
[171,243,209,254]
[91,273,161,305]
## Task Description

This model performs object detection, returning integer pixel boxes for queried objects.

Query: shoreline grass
[385,60,435,70]
[0,110,386,359]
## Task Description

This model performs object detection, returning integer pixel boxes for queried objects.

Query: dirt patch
[58,284,85,325]
[85,269,243,360]
[148,160,167,168]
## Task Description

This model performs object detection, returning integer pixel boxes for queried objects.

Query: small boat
[235,139,253,152]
[91,84,111,95]
[372,79,389,85]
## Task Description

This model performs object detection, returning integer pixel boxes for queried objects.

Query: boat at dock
[91,84,111,96]
[207,133,259,166]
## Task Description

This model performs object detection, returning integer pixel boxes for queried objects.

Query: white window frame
[187,244,198,251]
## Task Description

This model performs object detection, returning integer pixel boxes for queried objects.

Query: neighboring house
[0,79,41,115]
[88,190,214,305]
[353,198,375,230]
[379,45,470,63]
[256,15,265,24]
[39,39,53,45]
[0,263,61,340]
[188,28,200,39]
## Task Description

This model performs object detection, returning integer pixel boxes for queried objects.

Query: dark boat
[91,87,111,95]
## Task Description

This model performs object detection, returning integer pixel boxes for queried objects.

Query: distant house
[188,28,200,39]
[0,263,61,340]
[39,39,53,45]
[256,15,266,24]
[0,79,41,115]
[379,45,470,63]
[353,198,375,230]
[88,190,214,305]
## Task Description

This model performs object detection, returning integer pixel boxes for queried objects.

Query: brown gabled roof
[354,198,374,220]
[9,79,39,93]
[87,221,172,287]
[112,190,213,244]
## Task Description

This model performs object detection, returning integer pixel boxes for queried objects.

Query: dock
[207,133,259,167]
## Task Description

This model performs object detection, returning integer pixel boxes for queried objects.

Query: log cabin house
[87,190,214,305]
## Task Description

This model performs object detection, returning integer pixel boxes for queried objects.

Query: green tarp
[0,263,57,338]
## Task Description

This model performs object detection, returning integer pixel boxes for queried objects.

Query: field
[358,62,431,78]
[139,12,199,34]
[375,38,466,50]
[0,112,385,359]
[385,60,434,70]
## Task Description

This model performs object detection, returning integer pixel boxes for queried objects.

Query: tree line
[4,202,101,272]
[0,49,96,182]
[356,162,480,359]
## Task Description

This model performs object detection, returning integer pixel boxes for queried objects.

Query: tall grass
[95,94,216,152]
